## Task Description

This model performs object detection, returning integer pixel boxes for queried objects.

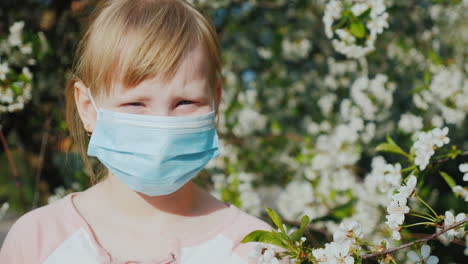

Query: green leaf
[331,199,356,220]
[289,229,303,242]
[289,215,310,242]
[265,207,285,233]
[439,171,456,188]
[10,84,22,95]
[349,22,365,38]
[375,135,409,158]
[241,230,287,248]
[424,71,431,85]
[300,215,310,230]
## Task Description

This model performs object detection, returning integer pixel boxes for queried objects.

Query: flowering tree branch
[434,150,468,164]
[31,116,52,210]
[0,126,26,209]
[361,218,468,260]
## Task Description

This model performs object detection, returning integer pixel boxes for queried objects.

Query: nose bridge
[150,95,171,116]
[145,77,185,116]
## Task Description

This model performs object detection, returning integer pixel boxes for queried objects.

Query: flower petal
[427,255,439,264]
[421,244,431,258]
[407,250,420,262]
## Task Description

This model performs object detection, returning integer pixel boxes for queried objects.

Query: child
[0,0,285,263]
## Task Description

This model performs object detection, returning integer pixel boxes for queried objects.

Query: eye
[124,102,145,107]
[176,100,194,106]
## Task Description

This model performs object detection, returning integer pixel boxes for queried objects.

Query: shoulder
[217,205,275,262]
[0,193,82,263]
[10,193,78,235]
[227,205,273,240]
[198,186,274,241]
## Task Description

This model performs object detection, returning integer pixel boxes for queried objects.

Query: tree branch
[434,150,468,164]
[0,126,26,209]
[361,218,468,260]
[31,116,51,210]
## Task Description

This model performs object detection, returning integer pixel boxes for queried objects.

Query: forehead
[80,0,221,102]
[108,42,211,97]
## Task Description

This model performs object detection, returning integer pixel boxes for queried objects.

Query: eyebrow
[179,79,209,95]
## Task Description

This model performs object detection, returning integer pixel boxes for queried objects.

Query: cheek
[119,106,147,114]
[174,104,211,117]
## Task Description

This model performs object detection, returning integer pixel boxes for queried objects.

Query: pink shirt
[0,192,288,264]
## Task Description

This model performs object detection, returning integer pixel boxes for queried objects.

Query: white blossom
[384,163,402,187]
[281,38,311,61]
[385,175,417,240]
[278,180,315,221]
[48,186,67,204]
[452,185,468,202]
[0,21,36,114]
[0,202,9,220]
[233,106,267,136]
[324,0,388,58]
[22,67,33,80]
[407,244,439,264]
[9,20,25,35]
[437,211,466,245]
[20,42,32,55]
[430,127,450,147]
[351,3,369,16]
[0,62,9,80]
[459,163,468,181]
[397,175,417,199]
[249,243,280,264]
[398,113,423,134]
[312,248,328,263]
[413,127,450,170]
[333,221,363,245]
[326,241,354,264]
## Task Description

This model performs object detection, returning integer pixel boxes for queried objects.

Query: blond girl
[0,0,283,263]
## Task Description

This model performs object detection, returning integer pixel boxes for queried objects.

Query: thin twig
[31,117,52,210]
[361,218,468,260]
[402,233,466,247]
[434,151,468,164]
[0,126,26,209]
[283,219,333,242]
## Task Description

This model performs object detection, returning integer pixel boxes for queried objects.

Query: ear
[215,79,222,111]
[74,81,97,132]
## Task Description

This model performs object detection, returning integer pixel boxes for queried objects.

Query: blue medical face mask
[86,88,219,196]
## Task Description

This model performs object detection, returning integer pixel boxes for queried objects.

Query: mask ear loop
[86,88,98,137]
[211,100,216,113]
[87,88,98,112]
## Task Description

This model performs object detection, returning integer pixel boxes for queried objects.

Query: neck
[98,172,200,221]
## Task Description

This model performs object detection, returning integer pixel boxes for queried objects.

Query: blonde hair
[65,0,222,185]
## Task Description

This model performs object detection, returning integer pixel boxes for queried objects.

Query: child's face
[75,43,220,133]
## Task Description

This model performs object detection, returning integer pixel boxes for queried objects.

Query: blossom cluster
[47,182,82,204]
[277,73,396,235]
[412,65,468,127]
[210,171,262,216]
[312,221,364,263]
[407,244,439,264]
[437,211,466,245]
[281,38,312,61]
[412,127,450,171]
[209,1,468,258]
[323,0,389,58]
[0,21,37,113]
[385,175,417,240]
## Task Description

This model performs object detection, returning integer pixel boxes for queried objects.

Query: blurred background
[0,0,467,262]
